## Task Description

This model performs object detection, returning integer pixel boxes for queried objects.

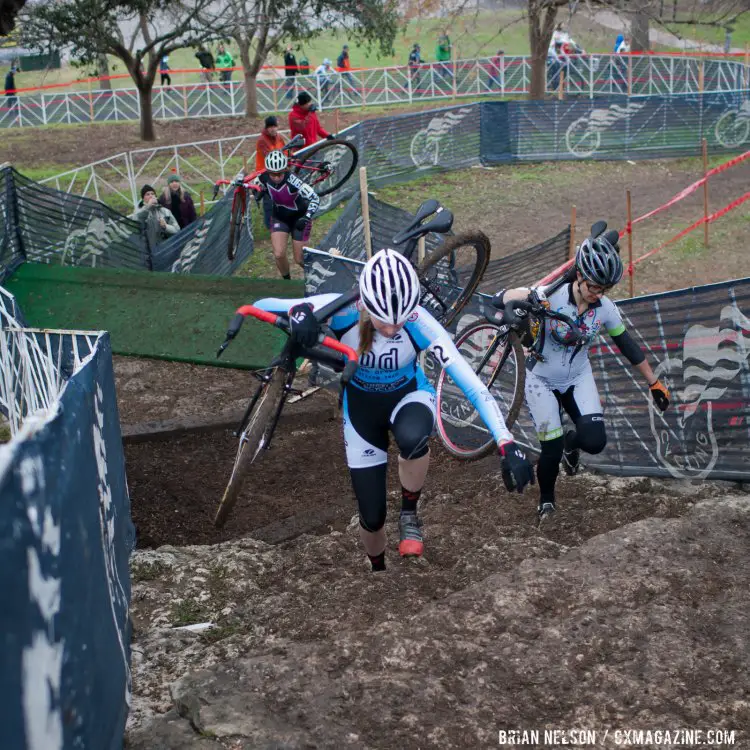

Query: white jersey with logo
[254,293,514,444]
[530,283,626,386]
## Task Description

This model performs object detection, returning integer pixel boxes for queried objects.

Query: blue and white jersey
[254,293,514,444]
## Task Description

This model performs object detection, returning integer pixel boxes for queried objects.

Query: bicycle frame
[218,289,361,445]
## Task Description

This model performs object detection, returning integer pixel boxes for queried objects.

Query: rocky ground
[124,464,750,749]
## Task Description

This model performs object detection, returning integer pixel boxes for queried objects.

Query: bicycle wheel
[436,323,525,461]
[417,230,490,328]
[227,190,246,261]
[292,139,358,196]
[214,367,286,528]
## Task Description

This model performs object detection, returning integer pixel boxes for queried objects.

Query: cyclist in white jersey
[255,248,534,571]
[497,233,670,521]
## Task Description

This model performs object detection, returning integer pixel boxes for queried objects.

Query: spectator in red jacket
[289,91,335,147]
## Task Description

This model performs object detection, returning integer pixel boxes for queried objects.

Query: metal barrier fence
[0,325,134,749]
[2,55,748,130]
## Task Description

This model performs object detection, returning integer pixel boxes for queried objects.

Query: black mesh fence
[479,227,571,292]
[0,167,253,281]
[481,92,750,164]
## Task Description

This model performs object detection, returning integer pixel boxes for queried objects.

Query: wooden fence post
[568,205,577,259]
[200,189,205,216]
[558,69,565,100]
[626,189,634,298]
[359,166,372,258]
[702,138,710,249]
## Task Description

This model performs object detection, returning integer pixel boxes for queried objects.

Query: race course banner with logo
[586,277,750,481]
[0,331,134,748]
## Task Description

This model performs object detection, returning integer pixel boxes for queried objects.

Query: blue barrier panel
[479,101,512,164]
[0,332,134,749]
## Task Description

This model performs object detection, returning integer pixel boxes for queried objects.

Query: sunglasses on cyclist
[583,281,612,295]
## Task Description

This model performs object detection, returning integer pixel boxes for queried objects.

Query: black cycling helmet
[575,236,623,287]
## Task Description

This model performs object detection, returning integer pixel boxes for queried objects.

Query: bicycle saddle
[392,204,454,245]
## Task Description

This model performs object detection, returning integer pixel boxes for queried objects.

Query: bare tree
[21,0,226,141]
[218,0,400,118]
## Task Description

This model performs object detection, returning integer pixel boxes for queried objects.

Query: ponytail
[358,312,375,358]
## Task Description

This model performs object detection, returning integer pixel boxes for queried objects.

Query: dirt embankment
[124,469,750,749]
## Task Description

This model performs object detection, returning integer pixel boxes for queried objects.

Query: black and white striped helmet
[575,236,623,287]
[264,150,288,172]
[359,249,420,325]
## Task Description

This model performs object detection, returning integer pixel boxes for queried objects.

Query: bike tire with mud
[292,139,359,196]
[214,368,286,528]
[417,229,491,328]
[227,191,246,261]
[436,324,525,461]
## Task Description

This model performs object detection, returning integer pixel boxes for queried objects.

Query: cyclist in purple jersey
[255,248,535,571]
[255,149,320,279]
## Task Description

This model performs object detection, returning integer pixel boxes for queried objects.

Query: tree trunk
[138,84,156,141]
[98,54,112,91]
[528,2,557,100]
[244,70,259,117]
[236,40,259,118]
[631,9,651,52]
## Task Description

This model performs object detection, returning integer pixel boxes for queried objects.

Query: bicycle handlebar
[495,297,583,344]
[217,304,360,384]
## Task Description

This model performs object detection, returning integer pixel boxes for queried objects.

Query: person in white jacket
[130,184,179,249]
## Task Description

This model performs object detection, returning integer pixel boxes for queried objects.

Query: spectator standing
[159,55,171,86]
[487,49,504,91]
[131,184,179,249]
[298,55,311,76]
[408,43,423,92]
[616,35,631,53]
[435,31,452,83]
[255,115,287,230]
[613,33,624,53]
[4,66,17,109]
[289,91,334,146]
[284,44,298,100]
[195,47,215,83]
[216,43,235,89]
[613,34,630,89]
[314,58,335,103]
[337,44,355,87]
[158,175,197,229]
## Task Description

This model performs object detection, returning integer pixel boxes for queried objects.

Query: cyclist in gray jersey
[498,231,671,521]
[255,249,535,571]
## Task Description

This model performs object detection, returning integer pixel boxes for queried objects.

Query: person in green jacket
[435,31,452,83]
[216,43,235,88]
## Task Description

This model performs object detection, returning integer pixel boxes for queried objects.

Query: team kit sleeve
[603,298,646,366]
[408,309,514,444]
[252,293,358,334]
[288,174,320,218]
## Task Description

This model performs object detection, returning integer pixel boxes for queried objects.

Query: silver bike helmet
[359,248,421,325]
[575,236,623,287]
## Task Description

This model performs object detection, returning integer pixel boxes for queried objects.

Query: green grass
[3,263,305,366]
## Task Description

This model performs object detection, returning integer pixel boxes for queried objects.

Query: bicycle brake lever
[216,339,231,358]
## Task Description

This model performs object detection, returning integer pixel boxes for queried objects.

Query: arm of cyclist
[408,309,534,492]
[288,174,320,219]
[604,301,670,412]
[254,293,358,339]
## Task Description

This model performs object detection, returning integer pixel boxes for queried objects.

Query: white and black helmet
[575,236,623,287]
[359,248,421,325]
[264,150,288,173]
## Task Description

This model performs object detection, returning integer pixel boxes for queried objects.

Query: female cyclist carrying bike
[497,231,671,522]
[254,248,535,571]
[256,149,320,280]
